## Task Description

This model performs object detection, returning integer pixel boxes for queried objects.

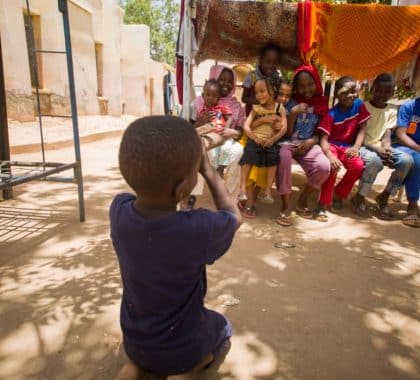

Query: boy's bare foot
[351,194,368,217]
[375,193,393,220]
[115,361,140,380]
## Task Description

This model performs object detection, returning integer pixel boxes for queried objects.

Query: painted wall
[0,0,166,121]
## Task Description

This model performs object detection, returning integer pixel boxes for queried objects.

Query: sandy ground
[0,130,419,380]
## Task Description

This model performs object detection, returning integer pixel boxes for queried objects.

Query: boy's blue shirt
[396,97,420,144]
[110,193,237,374]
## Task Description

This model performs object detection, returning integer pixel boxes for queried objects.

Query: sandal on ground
[313,207,328,222]
[351,196,368,217]
[375,196,393,220]
[237,193,247,202]
[257,193,275,204]
[237,199,246,212]
[275,213,292,227]
[402,213,420,228]
[242,206,257,219]
[296,206,312,219]
[331,197,344,212]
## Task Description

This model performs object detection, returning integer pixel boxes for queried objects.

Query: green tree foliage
[120,0,179,66]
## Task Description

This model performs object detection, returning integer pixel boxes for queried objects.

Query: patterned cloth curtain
[194,0,301,70]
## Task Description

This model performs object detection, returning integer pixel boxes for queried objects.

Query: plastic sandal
[313,206,328,222]
[237,199,246,212]
[375,195,393,220]
[402,214,420,228]
[351,196,368,217]
[242,207,257,219]
[296,206,312,219]
[275,213,292,227]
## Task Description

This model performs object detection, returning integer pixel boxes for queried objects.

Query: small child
[242,44,282,116]
[354,73,413,218]
[198,79,232,133]
[276,65,330,226]
[277,80,293,107]
[315,76,371,221]
[111,116,242,378]
[238,78,287,218]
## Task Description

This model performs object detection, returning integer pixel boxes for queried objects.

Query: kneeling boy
[111,116,242,378]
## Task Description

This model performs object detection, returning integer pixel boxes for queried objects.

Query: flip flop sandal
[402,214,420,228]
[275,241,295,249]
[351,196,368,217]
[313,208,328,222]
[296,206,312,219]
[237,199,246,212]
[275,213,292,227]
[377,204,393,220]
[242,206,257,219]
[237,193,248,202]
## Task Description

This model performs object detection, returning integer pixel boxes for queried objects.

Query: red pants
[319,144,364,206]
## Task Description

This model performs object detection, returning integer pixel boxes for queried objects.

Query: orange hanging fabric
[298,2,420,79]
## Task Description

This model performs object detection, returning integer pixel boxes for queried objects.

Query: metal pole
[0,35,12,200]
[25,0,46,165]
[58,0,85,221]
[182,0,192,120]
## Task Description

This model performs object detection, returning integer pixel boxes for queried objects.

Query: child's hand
[195,111,215,127]
[255,137,266,146]
[291,103,308,114]
[345,146,359,158]
[221,128,238,139]
[329,156,342,171]
[272,120,283,131]
[263,137,276,148]
[295,139,313,155]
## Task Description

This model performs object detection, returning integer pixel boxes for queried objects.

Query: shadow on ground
[0,157,419,380]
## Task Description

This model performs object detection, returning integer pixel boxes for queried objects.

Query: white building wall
[1,0,165,121]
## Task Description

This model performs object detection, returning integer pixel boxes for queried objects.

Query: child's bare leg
[239,164,251,197]
[280,194,292,216]
[264,166,277,197]
[298,183,317,210]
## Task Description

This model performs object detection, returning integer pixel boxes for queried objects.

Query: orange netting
[304,3,420,79]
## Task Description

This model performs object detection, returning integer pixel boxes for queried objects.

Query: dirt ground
[0,133,419,380]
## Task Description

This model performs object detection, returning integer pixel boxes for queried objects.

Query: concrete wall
[0,0,35,120]
[0,0,166,121]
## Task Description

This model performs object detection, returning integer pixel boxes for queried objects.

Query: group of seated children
[111,47,419,380]
[192,44,419,228]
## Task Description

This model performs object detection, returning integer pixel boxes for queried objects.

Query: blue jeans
[392,145,420,201]
[358,146,414,197]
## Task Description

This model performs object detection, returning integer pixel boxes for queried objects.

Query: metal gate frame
[0,0,85,222]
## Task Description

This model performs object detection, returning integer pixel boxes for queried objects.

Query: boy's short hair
[372,73,395,88]
[119,116,202,196]
[203,79,222,96]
